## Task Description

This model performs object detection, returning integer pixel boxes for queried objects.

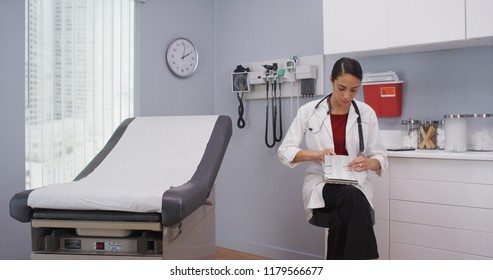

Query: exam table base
[30,203,215,260]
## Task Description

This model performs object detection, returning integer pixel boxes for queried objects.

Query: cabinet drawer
[390,200,493,233]
[390,178,493,209]
[390,221,493,258]
[390,243,491,260]
[390,158,493,184]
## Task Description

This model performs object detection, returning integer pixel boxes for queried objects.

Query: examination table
[10,115,232,259]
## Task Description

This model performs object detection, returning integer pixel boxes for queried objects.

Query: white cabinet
[387,0,465,47]
[323,0,493,56]
[466,0,493,39]
[323,0,387,54]
[388,157,493,259]
[369,170,390,259]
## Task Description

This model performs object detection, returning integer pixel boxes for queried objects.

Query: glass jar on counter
[444,114,469,152]
[436,120,445,150]
[418,121,438,149]
[401,118,419,149]
[467,114,493,151]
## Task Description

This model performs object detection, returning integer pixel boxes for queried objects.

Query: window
[25,0,135,189]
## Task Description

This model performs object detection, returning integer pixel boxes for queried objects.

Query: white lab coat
[278,96,388,221]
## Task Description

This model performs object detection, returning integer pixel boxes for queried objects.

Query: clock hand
[182,45,186,60]
[181,51,192,59]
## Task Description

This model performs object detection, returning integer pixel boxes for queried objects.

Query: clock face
[166,38,198,78]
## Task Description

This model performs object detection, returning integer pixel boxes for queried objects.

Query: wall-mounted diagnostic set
[231,55,324,148]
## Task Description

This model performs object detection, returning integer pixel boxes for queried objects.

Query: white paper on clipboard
[323,155,358,185]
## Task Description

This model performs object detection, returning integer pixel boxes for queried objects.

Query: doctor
[278,57,388,260]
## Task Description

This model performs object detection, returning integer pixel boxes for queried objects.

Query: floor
[208,247,270,260]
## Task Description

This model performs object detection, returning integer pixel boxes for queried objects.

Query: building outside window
[25,0,135,189]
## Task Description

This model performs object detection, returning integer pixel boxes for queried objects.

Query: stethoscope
[264,64,283,148]
[307,93,365,155]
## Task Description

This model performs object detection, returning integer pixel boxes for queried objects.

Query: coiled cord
[236,92,246,128]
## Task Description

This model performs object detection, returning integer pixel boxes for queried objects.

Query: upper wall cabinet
[323,0,493,56]
[323,0,388,54]
[466,0,493,39]
[387,0,464,47]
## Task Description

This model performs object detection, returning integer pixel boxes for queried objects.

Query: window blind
[25,0,135,189]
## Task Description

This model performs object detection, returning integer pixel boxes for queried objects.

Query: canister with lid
[436,120,445,150]
[401,118,419,149]
[418,121,438,150]
[444,114,469,152]
[467,114,493,151]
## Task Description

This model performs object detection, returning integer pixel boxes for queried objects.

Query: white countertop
[380,130,493,161]
[387,149,493,161]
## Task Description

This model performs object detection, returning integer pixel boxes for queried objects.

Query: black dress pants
[310,183,379,260]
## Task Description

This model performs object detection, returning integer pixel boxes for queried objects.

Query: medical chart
[323,155,358,185]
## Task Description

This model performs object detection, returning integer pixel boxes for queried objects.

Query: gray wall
[214,0,326,259]
[1,0,493,260]
[0,0,31,259]
[214,0,493,259]
[137,0,216,116]
[0,0,217,260]
[353,47,493,129]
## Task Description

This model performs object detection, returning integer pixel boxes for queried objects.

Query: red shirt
[330,113,349,155]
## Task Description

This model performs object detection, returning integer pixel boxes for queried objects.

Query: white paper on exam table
[323,155,358,185]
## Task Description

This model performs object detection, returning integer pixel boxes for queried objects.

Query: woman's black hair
[331,57,363,81]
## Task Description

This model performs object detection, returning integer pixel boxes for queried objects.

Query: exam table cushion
[26,115,219,213]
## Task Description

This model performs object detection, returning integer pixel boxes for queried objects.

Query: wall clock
[166,38,198,78]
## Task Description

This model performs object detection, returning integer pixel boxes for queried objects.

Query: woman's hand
[348,156,381,172]
[293,148,336,163]
[320,148,336,160]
